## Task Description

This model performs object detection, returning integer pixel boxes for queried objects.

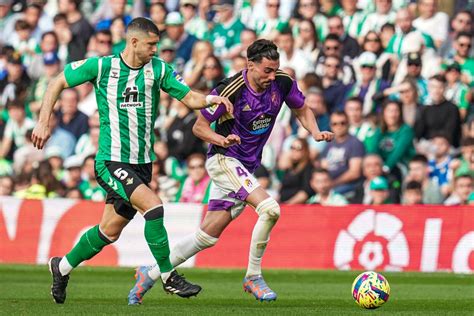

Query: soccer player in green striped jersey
[31,17,232,304]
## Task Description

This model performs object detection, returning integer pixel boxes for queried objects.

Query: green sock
[65,225,111,267]
[144,207,172,273]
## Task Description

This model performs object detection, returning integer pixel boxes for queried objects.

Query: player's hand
[313,131,334,142]
[220,134,241,148]
[207,95,233,114]
[31,122,51,149]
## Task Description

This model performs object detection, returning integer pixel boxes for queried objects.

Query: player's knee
[256,198,280,221]
[98,224,119,243]
[143,205,164,221]
[196,229,219,249]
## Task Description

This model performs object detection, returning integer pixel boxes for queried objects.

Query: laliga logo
[333,209,409,271]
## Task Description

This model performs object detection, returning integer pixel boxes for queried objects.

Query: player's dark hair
[410,154,428,166]
[247,39,279,63]
[127,17,160,36]
[405,180,422,191]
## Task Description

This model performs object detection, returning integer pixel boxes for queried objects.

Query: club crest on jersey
[145,69,153,79]
[71,59,86,70]
[120,86,143,108]
[248,114,273,135]
[271,91,278,104]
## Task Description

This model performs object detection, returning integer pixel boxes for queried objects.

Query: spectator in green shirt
[366,100,415,178]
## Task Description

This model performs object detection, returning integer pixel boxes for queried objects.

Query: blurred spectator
[320,0,343,17]
[53,13,72,62]
[278,137,314,204]
[0,174,14,195]
[12,129,44,175]
[78,154,106,201]
[428,134,453,196]
[358,31,392,81]
[110,16,126,55]
[210,0,245,61]
[44,113,76,159]
[228,54,247,76]
[444,61,470,121]
[450,137,474,178]
[294,19,320,64]
[65,187,83,199]
[402,180,424,205]
[94,0,131,31]
[14,160,64,199]
[62,155,84,190]
[405,154,444,204]
[29,52,61,116]
[351,153,400,204]
[447,32,474,87]
[306,87,330,133]
[191,55,225,93]
[0,52,30,106]
[321,55,349,112]
[9,19,37,66]
[444,174,473,205]
[180,0,209,41]
[360,0,396,37]
[397,79,420,127]
[27,31,60,81]
[294,0,328,42]
[346,51,390,115]
[415,75,461,148]
[0,0,15,45]
[250,0,288,40]
[439,10,473,59]
[339,0,366,40]
[307,168,348,205]
[276,28,314,80]
[254,165,271,190]
[345,96,375,147]
[368,175,392,204]
[366,100,415,177]
[57,0,94,62]
[379,22,395,50]
[0,100,35,160]
[183,40,214,86]
[327,15,360,60]
[87,29,113,57]
[316,34,356,85]
[44,146,64,180]
[321,111,364,196]
[166,100,204,162]
[227,28,257,59]
[56,88,89,141]
[178,153,211,203]
[413,0,449,48]
[149,3,167,34]
[402,52,429,104]
[158,37,177,67]
[386,8,435,59]
[164,12,198,74]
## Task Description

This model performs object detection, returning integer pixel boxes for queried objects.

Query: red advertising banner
[1,198,473,273]
[195,205,474,273]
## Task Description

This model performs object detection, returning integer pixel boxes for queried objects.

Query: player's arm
[31,72,69,149]
[32,57,99,149]
[181,90,233,113]
[292,105,334,142]
[192,112,240,148]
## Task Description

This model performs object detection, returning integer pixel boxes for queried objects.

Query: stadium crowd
[0,0,473,206]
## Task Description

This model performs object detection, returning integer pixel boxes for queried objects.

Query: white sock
[160,271,172,282]
[148,229,218,282]
[59,257,73,276]
[246,198,280,277]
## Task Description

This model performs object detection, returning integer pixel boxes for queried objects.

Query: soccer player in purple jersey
[128,39,334,304]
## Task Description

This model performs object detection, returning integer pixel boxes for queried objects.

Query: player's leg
[101,161,201,300]
[243,187,280,301]
[49,203,129,304]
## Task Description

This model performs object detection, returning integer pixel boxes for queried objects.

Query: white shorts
[206,154,260,218]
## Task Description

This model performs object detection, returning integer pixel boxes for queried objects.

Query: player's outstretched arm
[31,72,69,149]
[293,105,334,142]
[192,112,240,148]
[181,90,233,113]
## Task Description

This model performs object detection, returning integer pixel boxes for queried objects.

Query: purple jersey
[200,69,305,173]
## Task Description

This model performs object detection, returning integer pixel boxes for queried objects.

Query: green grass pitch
[0,265,473,315]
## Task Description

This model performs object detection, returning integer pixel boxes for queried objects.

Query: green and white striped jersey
[63,54,190,164]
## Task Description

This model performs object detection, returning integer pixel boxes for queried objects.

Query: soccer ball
[351,271,390,309]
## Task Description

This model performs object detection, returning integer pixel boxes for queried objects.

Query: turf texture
[0,265,472,315]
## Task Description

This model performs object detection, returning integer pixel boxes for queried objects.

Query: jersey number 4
[236,166,248,177]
